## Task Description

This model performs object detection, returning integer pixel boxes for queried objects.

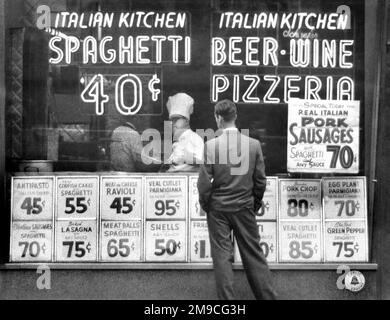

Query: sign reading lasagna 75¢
[12,177,54,221]
[145,176,187,220]
[56,176,99,220]
[279,180,321,220]
[100,176,143,220]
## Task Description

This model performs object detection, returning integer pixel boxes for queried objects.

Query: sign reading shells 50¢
[100,220,142,262]
[55,220,97,262]
[255,177,278,220]
[11,221,53,262]
[279,180,322,220]
[100,176,143,220]
[145,220,187,262]
[145,176,187,220]
[279,221,322,262]
[234,222,277,263]
[322,177,367,220]
[189,176,206,219]
[189,220,212,262]
[56,176,99,220]
[324,220,368,262]
[11,177,54,221]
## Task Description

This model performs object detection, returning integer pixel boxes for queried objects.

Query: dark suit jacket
[197,129,267,214]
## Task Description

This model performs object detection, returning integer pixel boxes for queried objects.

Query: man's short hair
[214,99,237,122]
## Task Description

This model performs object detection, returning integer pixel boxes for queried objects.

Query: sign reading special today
[287,99,360,173]
[144,176,187,220]
[56,176,99,220]
[322,177,368,262]
[278,179,322,262]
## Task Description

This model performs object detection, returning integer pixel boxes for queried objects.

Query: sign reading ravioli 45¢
[101,176,143,220]
[255,177,278,220]
[12,177,54,221]
[11,221,53,262]
[279,180,321,220]
[145,221,186,262]
[56,177,99,219]
[145,176,187,219]
[324,220,368,262]
[322,177,367,220]
[279,221,322,262]
[56,220,97,261]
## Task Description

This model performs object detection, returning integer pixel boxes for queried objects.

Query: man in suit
[197,99,277,300]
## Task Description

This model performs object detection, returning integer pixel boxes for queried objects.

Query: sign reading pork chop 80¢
[100,176,143,220]
[145,221,187,262]
[56,176,99,220]
[279,180,322,220]
[145,176,187,220]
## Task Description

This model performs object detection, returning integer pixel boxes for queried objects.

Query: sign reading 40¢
[145,176,187,220]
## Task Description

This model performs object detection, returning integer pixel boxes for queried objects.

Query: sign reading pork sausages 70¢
[11,177,54,221]
[56,176,99,220]
[189,176,206,219]
[279,180,321,220]
[100,220,142,262]
[55,220,97,261]
[100,176,143,220]
[324,220,368,262]
[190,220,212,262]
[322,177,367,220]
[145,176,187,220]
[279,221,322,262]
[11,221,53,262]
[234,222,277,263]
[255,177,278,220]
[145,221,187,262]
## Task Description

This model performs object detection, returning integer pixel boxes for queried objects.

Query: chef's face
[171,116,189,133]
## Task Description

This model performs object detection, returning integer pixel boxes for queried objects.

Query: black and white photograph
[0,0,389,305]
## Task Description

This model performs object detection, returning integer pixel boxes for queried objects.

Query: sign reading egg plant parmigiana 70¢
[10,177,54,262]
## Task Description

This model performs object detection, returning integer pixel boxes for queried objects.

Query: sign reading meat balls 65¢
[279,221,322,262]
[101,220,142,262]
[279,180,321,220]
[56,176,99,219]
[324,220,368,262]
[145,176,187,220]
[145,221,186,262]
[56,220,97,261]
[322,177,366,220]
[101,176,143,220]
[11,221,53,262]
[234,222,277,263]
[12,177,54,221]
[189,176,206,219]
[256,177,278,220]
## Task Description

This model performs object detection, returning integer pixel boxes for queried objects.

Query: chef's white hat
[167,93,194,120]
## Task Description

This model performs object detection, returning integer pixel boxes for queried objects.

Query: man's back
[198,129,266,213]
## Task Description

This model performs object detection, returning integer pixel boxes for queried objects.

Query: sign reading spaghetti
[288,99,360,173]
[144,176,187,220]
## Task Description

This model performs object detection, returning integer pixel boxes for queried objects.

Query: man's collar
[223,127,238,131]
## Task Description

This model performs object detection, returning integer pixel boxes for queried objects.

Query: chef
[166,93,204,172]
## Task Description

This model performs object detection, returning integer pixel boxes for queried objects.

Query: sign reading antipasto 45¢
[12,177,54,221]
[145,220,187,262]
[287,99,360,173]
[145,176,187,220]
[100,176,143,220]
[279,179,322,220]
[56,176,99,220]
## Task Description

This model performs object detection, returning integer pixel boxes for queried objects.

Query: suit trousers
[207,208,277,300]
